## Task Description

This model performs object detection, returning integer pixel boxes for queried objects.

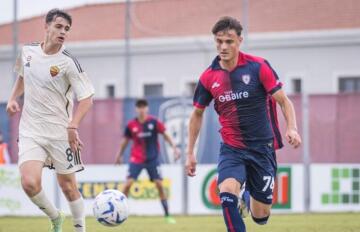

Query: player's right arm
[7,48,24,117]
[6,76,24,116]
[115,124,132,165]
[186,107,205,177]
[186,71,213,177]
[115,137,130,165]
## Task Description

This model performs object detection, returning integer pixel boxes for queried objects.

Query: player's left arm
[272,90,302,148]
[162,132,180,161]
[157,120,180,160]
[260,60,301,149]
[67,97,93,152]
[66,57,95,152]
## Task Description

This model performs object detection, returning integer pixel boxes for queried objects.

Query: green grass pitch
[1,213,360,232]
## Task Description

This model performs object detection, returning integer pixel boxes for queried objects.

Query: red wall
[277,94,360,163]
[9,99,123,165]
[8,95,360,164]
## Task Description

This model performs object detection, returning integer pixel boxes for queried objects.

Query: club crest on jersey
[132,127,138,133]
[148,123,154,130]
[242,74,251,85]
[50,66,60,77]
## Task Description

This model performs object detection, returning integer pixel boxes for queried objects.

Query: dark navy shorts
[217,142,277,205]
[127,159,162,181]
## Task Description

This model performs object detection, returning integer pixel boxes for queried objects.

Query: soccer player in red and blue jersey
[115,99,180,223]
[186,17,301,232]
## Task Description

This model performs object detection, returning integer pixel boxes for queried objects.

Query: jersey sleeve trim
[77,92,94,101]
[259,60,283,94]
[62,50,83,73]
[269,84,282,95]
[193,102,206,109]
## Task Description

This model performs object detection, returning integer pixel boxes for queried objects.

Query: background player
[6,9,94,232]
[0,131,11,165]
[186,16,301,232]
[115,98,180,224]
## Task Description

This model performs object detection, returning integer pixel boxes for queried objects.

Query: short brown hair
[135,98,148,107]
[46,8,72,26]
[212,16,243,36]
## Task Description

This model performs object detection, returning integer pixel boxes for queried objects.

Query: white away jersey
[14,42,94,140]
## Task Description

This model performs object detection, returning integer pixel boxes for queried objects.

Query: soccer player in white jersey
[6,9,94,232]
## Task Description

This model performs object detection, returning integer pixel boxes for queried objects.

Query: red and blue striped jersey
[125,116,166,163]
[194,52,283,149]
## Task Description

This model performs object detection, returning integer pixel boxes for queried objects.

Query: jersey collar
[39,43,65,57]
[210,52,247,71]
[136,115,151,124]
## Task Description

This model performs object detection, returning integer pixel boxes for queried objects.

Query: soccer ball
[93,189,129,226]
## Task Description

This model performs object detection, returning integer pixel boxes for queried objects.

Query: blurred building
[0,0,360,102]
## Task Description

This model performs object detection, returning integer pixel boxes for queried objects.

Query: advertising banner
[187,165,221,215]
[187,164,304,214]
[0,165,56,216]
[58,165,183,216]
[310,164,360,212]
[273,165,305,213]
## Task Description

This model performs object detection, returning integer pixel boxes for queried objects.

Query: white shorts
[18,136,84,174]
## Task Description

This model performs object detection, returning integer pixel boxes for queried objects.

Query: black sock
[161,199,169,216]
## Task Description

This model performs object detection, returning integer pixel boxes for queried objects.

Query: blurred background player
[115,98,180,224]
[0,131,11,165]
[186,16,302,232]
[6,9,94,232]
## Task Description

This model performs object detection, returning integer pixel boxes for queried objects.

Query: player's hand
[6,100,20,116]
[185,153,197,177]
[67,128,83,153]
[286,128,302,149]
[173,146,181,161]
[115,155,123,165]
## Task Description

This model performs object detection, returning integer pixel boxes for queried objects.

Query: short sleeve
[124,125,132,138]
[193,75,213,109]
[13,48,24,77]
[66,57,95,101]
[259,60,283,95]
[156,119,166,134]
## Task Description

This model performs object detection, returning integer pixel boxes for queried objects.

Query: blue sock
[161,199,169,216]
[220,192,246,232]
[242,190,250,210]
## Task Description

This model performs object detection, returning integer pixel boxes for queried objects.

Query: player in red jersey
[115,99,180,223]
[186,16,301,232]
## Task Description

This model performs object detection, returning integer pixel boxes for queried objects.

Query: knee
[21,175,41,196]
[218,178,241,195]
[219,184,238,195]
